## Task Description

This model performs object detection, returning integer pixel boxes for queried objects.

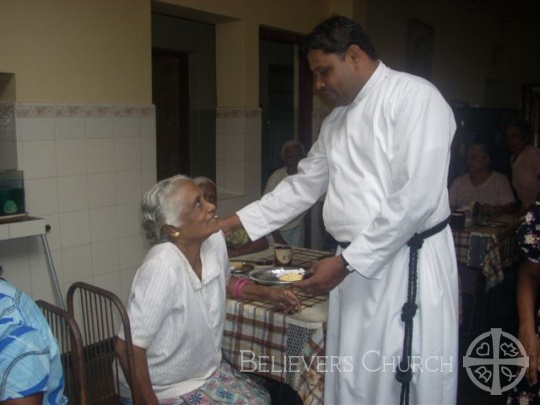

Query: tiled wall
[215,107,264,216]
[0,103,156,305]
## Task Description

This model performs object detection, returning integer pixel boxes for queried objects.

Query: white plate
[248,267,306,285]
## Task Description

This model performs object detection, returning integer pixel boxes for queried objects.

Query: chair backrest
[66,282,139,405]
[36,299,87,405]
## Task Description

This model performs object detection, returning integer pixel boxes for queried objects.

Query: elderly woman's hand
[266,288,301,313]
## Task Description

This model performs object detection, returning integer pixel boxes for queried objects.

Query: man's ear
[347,44,363,64]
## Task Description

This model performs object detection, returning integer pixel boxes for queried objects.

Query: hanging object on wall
[406,18,434,81]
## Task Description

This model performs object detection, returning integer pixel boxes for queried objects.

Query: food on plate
[229,261,254,272]
[278,272,303,282]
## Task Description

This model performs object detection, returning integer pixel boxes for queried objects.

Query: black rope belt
[396,218,449,405]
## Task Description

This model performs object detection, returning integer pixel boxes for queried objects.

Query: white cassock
[238,62,459,404]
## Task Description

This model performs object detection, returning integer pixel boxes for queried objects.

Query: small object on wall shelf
[0,216,64,309]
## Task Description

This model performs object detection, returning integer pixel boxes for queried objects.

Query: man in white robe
[218,16,458,404]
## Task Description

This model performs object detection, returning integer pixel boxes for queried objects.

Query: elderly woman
[115,175,300,405]
[449,143,515,215]
[505,118,540,212]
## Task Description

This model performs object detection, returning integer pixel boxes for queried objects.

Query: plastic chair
[67,282,140,405]
[36,299,87,405]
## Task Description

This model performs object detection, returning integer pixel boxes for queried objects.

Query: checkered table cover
[452,220,518,289]
[223,245,331,404]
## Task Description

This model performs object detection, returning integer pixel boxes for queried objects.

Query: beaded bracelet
[234,278,251,299]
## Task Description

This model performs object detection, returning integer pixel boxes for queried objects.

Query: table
[222,245,331,405]
[452,214,520,335]
[452,214,519,290]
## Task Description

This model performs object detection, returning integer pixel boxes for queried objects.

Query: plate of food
[229,260,255,274]
[248,267,306,285]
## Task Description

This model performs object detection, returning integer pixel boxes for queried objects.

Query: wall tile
[224,161,245,190]
[59,210,91,248]
[224,132,244,160]
[244,159,262,188]
[92,272,121,298]
[91,239,119,276]
[141,169,157,192]
[118,234,146,270]
[88,173,117,208]
[116,171,142,205]
[86,116,114,139]
[55,117,86,140]
[1,255,31,292]
[16,117,55,141]
[141,137,156,170]
[117,203,141,237]
[20,141,57,179]
[0,140,18,170]
[114,117,140,138]
[24,177,59,216]
[40,214,61,252]
[114,137,141,171]
[89,206,118,242]
[140,116,156,138]
[62,244,92,284]
[58,175,89,212]
[87,138,115,174]
[56,140,87,176]
[29,250,62,292]
[7,103,155,302]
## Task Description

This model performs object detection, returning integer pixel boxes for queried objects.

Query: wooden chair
[36,299,87,405]
[66,282,140,405]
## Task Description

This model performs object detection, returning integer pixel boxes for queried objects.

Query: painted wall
[0,0,152,103]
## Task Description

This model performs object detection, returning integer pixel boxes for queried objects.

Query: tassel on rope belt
[337,217,449,405]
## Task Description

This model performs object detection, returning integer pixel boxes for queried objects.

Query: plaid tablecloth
[452,217,518,289]
[223,245,331,404]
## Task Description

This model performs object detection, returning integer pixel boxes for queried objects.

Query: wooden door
[152,50,190,180]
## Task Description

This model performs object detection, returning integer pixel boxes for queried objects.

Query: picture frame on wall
[406,18,434,80]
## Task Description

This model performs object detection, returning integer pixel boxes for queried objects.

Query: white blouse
[117,232,229,399]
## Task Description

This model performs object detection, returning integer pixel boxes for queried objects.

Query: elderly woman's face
[174,181,217,242]
[467,146,489,173]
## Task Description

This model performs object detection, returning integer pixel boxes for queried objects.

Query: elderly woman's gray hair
[280,140,305,160]
[141,174,190,245]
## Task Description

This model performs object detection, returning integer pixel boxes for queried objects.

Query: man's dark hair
[299,15,378,60]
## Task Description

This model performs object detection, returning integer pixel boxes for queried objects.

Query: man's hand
[217,214,242,236]
[292,255,350,295]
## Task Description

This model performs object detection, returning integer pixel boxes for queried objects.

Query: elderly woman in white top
[115,175,300,405]
[449,143,515,215]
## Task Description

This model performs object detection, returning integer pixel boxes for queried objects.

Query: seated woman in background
[193,176,269,257]
[115,175,300,405]
[506,199,540,404]
[449,143,515,215]
[505,118,540,213]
